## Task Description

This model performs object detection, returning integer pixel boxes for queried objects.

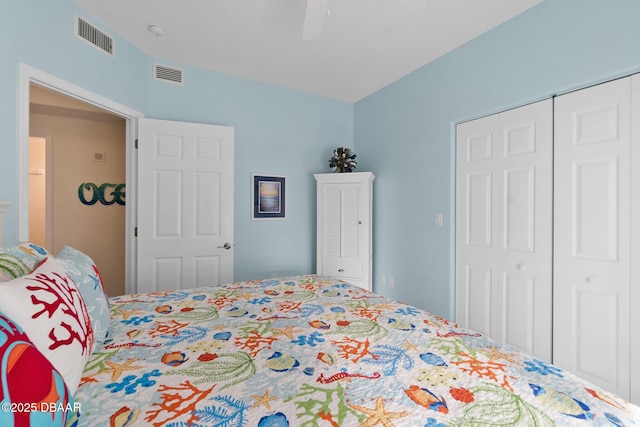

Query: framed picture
[252,174,286,220]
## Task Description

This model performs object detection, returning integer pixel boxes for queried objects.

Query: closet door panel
[503,168,534,252]
[464,266,492,335]
[554,77,631,399]
[631,73,640,405]
[467,172,492,247]
[456,115,498,337]
[456,99,552,361]
[501,273,535,354]
[574,159,619,260]
[496,99,552,361]
[574,288,619,381]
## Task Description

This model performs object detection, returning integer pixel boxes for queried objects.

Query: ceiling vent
[154,64,184,85]
[75,15,113,56]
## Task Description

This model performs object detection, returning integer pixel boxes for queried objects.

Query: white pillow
[0,257,94,395]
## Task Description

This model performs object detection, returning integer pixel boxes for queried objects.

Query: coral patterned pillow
[0,242,51,282]
[0,257,94,395]
[0,313,77,427]
[56,246,110,350]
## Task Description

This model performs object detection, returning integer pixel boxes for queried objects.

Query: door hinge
[134,227,138,237]
[135,139,138,149]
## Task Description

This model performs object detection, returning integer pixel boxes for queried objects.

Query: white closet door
[554,77,631,399]
[456,113,498,338]
[631,74,640,405]
[456,99,552,361]
[497,100,553,361]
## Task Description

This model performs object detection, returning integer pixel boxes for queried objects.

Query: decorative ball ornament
[328,147,357,173]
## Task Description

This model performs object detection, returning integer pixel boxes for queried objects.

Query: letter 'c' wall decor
[78,183,125,206]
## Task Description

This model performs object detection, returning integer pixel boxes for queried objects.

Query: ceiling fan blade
[302,0,329,40]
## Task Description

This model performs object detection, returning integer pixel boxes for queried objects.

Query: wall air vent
[154,64,184,85]
[75,15,113,56]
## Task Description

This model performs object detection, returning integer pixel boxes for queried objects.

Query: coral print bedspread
[74,276,640,426]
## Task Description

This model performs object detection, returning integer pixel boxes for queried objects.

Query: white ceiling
[71,0,542,102]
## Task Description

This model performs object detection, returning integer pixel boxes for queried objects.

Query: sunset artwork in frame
[252,174,286,220]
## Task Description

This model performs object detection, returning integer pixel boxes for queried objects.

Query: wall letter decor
[78,183,126,206]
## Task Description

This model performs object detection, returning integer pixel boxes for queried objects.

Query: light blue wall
[145,68,353,278]
[355,0,640,319]
[0,0,352,282]
[5,0,640,313]
[0,0,148,247]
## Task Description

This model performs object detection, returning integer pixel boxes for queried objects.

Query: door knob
[218,242,231,250]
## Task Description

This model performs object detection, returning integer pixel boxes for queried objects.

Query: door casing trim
[18,63,144,294]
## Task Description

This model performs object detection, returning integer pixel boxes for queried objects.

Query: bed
[1,243,640,426]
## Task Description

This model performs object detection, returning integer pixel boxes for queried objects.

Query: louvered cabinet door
[315,172,374,290]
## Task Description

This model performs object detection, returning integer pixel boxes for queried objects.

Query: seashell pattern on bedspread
[74,275,640,426]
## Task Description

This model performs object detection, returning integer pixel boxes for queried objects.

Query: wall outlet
[380,274,386,286]
[388,276,395,288]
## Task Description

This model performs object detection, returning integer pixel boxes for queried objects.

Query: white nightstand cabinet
[314,172,374,290]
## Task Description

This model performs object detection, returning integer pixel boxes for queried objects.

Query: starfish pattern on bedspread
[73,275,640,426]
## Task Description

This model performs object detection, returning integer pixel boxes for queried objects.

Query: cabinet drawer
[321,262,362,279]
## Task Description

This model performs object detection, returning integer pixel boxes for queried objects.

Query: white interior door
[456,113,498,338]
[456,99,552,361]
[137,118,234,293]
[496,100,552,361]
[631,74,640,406]
[554,77,631,399]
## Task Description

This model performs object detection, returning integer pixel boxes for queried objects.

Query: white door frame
[18,63,143,294]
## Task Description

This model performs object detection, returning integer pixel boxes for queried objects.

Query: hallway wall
[30,88,126,296]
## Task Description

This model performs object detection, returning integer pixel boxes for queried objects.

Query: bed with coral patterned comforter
[74,275,639,426]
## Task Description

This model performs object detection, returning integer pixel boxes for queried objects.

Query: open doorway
[18,64,143,296]
[28,135,49,247]
[29,84,127,296]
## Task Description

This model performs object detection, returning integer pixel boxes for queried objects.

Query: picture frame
[252,174,286,220]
